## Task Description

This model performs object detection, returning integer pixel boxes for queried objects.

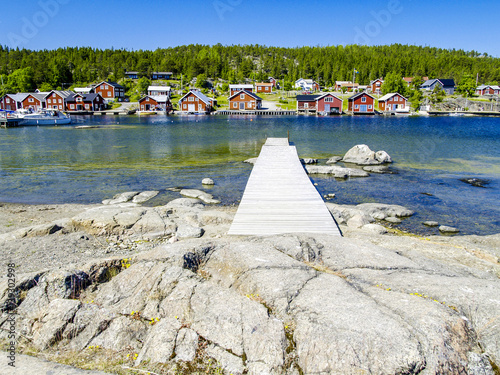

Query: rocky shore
[0,190,499,375]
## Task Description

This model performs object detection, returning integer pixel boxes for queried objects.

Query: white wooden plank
[228,138,341,236]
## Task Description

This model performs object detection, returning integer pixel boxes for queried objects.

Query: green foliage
[7,67,34,92]
[456,74,476,97]
[196,73,208,88]
[220,82,229,93]
[381,72,408,96]
[38,82,53,92]
[136,77,151,95]
[410,76,424,90]
[0,44,499,94]
[283,81,293,91]
[430,85,446,103]
[409,89,423,110]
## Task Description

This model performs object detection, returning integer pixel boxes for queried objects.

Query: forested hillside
[1,44,499,93]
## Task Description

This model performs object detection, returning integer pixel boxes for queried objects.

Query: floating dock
[228,138,341,236]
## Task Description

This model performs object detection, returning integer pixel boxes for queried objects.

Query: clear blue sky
[1,0,499,57]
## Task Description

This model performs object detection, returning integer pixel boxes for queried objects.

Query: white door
[188,104,195,112]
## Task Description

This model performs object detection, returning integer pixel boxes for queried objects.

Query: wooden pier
[0,118,21,128]
[216,110,296,116]
[228,138,341,236]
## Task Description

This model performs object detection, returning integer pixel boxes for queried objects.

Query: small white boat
[19,110,72,126]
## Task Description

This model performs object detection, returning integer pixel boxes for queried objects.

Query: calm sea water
[0,115,499,235]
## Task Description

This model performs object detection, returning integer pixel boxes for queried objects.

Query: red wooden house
[369,78,384,94]
[348,92,375,113]
[21,93,46,111]
[93,81,125,101]
[378,93,408,112]
[268,77,278,88]
[44,90,73,111]
[0,94,26,110]
[335,81,359,92]
[229,90,262,110]
[66,93,106,111]
[317,93,343,114]
[139,95,173,112]
[296,94,319,113]
[178,90,216,113]
[296,93,343,115]
[255,82,273,93]
[476,85,500,96]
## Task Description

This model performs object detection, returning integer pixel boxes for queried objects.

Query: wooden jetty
[228,138,341,236]
[216,110,296,116]
[0,117,21,128]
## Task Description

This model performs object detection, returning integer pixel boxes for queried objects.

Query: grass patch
[2,338,228,375]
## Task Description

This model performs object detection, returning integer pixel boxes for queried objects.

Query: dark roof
[66,93,102,102]
[96,81,124,89]
[438,79,455,87]
[422,79,455,88]
[229,90,262,101]
[296,95,321,101]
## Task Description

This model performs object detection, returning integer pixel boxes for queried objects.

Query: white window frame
[304,103,309,109]
[233,102,237,108]
[355,104,359,109]
[361,97,366,103]
[198,104,203,111]
[324,97,333,102]
[368,105,373,109]
[28,97,34,102]
[240,94,245,99]
[188,96,194,101]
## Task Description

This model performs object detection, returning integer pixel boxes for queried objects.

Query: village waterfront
[0,114,499,236]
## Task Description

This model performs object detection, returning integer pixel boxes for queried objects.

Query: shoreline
[0,196,499,374]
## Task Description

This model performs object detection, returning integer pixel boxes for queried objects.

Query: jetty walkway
[228,138,341,236]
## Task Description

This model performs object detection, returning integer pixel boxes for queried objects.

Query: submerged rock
[460,178,490,188]
[132,191,159,204]
[363,165,393,174]
[326,156,342,164]
[305,165,369,178]
[102,191,139,205]
[439,225,460,234]
[423,221,439,227]
[179,189,221,204]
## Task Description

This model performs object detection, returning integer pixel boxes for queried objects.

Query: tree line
[1,44,499,95]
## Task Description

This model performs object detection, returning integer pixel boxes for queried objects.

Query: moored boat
[19,109,72,126]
